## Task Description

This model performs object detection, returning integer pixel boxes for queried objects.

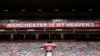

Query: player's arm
[53,43,56,48]
[40,44,46,49]
[40,46,44,48]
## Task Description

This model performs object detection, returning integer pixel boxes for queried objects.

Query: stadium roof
[0,0,100,11]
[0,0,100,18]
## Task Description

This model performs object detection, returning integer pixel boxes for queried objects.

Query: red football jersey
[44,43,56,51]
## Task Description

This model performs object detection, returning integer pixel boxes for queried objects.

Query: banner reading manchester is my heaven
[0,23,95,28]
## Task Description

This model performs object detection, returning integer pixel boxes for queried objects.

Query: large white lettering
[5,23,95,28]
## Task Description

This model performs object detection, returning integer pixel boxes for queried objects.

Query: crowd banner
[0,23,95,28]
